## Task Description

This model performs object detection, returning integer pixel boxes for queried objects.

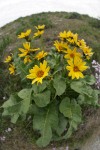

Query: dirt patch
[81,126,100,150]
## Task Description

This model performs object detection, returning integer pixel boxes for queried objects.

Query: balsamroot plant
[2,25,100,147]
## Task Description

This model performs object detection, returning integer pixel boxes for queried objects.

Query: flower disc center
[37,70,44,77]
[70,53,74,58]
[73,66,79,72]
[59,45,62,50]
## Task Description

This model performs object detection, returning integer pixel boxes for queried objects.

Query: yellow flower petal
[4,56,12,63]
[9,64,15,75]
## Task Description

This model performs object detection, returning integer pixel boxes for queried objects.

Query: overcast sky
[0,0,100,27]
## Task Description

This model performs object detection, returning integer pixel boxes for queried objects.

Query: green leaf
[14,57,29,80]
[84,75,96,85]
[2,94,20,108]
[52,133,64,141]
[71,81,93,96]
[59,97,82,122]
[33,103,58,147]
[78,89,100,106]
[32,82,47,93]
[6,102,22,113]
[63,118,81,139]
[11,114,19,124]
[56,114,68,136]
[2,109,9,116]
[20,99,30,114]
[33,103,58,130]
[70,120,78,130]
[2,89,32,123]
[33,90,51,107]
[28,104,43,115]
[47,58,56,69]
[1,94,21,123]
[59,97,71,118]
[18,88,32,113]
[63,125,73,139]
[36,125,52,147]
[47,103,58,130]
[53,76,66,96]
[18,88,32,100]
[2,94,21,114]
[59,98,82,139]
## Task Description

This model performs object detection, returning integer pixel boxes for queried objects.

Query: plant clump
[1,24,100,147]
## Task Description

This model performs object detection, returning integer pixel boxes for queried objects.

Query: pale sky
[0,0,100,27]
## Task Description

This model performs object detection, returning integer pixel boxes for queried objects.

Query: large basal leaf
[78,89,100,106]
[70,81,93,96]
[2,94,21,116]
[63,125,73,139]
[36,125,52,147]
[18,88,32,100]
[1,94,21,123]
[2,102,22,123]
[11,114,19,124]
[2,89,32,123]
[59,97,82,139]
[63,119,81,140]
[56,114,68,136]
[47,103,58,130]
[59,97,82,122]
[32,82,47,93]
[33,90,51,107]
[1,94,19,108]
[33,103,58,147]
[18,88,32,113]
[53,76,66,96]
[84,75,96,85]
[28,104,44,115]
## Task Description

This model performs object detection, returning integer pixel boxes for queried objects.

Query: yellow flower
[67,32,78,44]
[64,48,81,59]
[58,31,68,41]
[18,42,39,57]
[77,39,86,48]
[35,25,45,31]
[18,29,31,39]
[9,64,15,75]
[26,60,50,84]
[33,30,44,38]
[24,55,32,64]
[54,41,68,53]
[59,30,78,44]
[66,57,88,79]
[82,46,93,59]
[18,42,31,57]
[4,56,12,63]
[35,51,47,60]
